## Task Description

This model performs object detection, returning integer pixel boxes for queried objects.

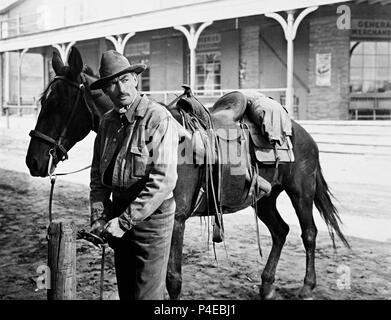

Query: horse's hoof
[260,284,276,300]
[298,285,314,300]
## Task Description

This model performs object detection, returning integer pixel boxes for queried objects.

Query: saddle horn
[181,84,192,97]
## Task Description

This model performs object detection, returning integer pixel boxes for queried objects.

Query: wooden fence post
[47,221,77,300]
[5,103,9,129]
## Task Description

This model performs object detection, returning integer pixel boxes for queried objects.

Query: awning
[0,0,350,52]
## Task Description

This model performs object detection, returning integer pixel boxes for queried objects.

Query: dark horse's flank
[26,47,349,300]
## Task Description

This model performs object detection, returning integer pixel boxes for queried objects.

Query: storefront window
[125,41,150,91]
[195,33,221,94]
[196,51,221,92]
[350,41,391,93]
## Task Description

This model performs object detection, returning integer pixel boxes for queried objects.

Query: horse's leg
[166,215,186,300]
[285,175,318,299]
[166,162,199,300]
[257,186,289,300]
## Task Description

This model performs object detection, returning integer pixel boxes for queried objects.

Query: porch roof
[0,0,350,52]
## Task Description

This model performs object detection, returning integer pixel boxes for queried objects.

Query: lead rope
[46,151,105,300]
[197,98,228,264]
[99,246,106,300]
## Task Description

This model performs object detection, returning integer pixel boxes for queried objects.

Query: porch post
[286,10,295,118]
[1,52,10,114]
[105,33,135,54]
[265,6,318,118]
[17,48,29,116]
[174,21,213,90]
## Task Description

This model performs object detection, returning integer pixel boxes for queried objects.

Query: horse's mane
[83,65,98,78]
[39,86,50,104]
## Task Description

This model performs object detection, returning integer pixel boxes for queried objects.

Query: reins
[34,74,106,300]
[45,74,94,222]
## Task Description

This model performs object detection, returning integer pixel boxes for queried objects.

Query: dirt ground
[0,168,390,300]
[1,115,391,300]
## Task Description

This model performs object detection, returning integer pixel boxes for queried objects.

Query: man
[89,50,179,300]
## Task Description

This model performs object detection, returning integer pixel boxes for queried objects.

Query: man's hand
[90,219,106,238]
[103,217,126,239]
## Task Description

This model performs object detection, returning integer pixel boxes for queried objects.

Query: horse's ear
[52,51,64,75]
[68,46,83,79]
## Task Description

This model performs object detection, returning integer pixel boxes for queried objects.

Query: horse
[26,46,350,300]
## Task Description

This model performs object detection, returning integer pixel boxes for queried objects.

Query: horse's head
[26,46,102,177]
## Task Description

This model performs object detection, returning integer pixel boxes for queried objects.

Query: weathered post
[5,103,9,128]
[47,221,77,300]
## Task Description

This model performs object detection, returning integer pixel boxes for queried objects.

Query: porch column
[17,48,29,116]
[265,6,318,118]
[174,21,213,90]
[52,42,76,63]
[1,52,10,113]
[105,33,135,54]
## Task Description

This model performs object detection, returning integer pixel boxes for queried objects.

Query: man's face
[104,72,138,110]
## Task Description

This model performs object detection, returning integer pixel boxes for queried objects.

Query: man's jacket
[90,94,179,230]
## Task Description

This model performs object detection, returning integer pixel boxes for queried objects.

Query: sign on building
[316,53,331,87]
[351,19,391,39]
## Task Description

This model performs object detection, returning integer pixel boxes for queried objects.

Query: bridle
[29,75,95,172]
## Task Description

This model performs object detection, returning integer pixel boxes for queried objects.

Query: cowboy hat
[90,50,147,90]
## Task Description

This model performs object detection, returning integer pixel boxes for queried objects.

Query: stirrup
[257,175,272,195]
[213,223,224,243]
[212,213,224,243]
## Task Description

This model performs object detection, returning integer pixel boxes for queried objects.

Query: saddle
[210,91,262,212]
[209,91,267,212]
[177,89,294,243]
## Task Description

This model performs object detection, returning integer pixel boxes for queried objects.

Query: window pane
[196,50,221,93]
[363,68,376,80]
[196,65,204,73]
[376,80,386,92]
[363,42,376,54]
[363,81,376,93]
[350,67,362,81]
[383,81,391,93]
[363,55,376,68]
[142,81,149,91]
[376,42,389,55]
[196,57,204,64]
[376,55,389,68]
[351,54,363,67]
[376,67,389,81]
[351,80,362,93]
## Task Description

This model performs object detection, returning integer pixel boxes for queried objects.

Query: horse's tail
[314,164,350,249]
